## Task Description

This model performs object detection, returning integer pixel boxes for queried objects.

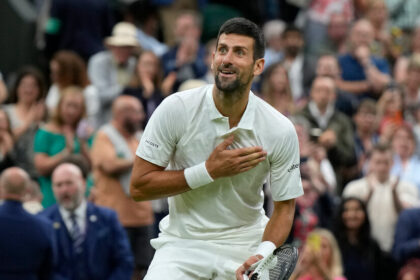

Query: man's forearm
[130,156,191,201]
[365,68,390,90]
[101,158,133,176]
[262,199,295,247]
[336,80,371,94]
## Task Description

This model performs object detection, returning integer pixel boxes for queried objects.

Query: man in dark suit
[0,167,54,280]
[40,163,134,280]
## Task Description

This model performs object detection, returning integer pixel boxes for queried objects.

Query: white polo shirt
[137,85,303,244]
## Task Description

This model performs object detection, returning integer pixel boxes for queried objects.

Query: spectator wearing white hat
[88,22,140,127]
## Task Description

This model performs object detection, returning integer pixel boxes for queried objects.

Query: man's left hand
[235,255,263,280]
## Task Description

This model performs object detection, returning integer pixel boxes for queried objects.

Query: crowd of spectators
[1,0,420,279]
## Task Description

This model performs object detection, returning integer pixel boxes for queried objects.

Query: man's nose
[221,50,233,66]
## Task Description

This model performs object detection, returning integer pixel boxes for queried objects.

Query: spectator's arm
[392,178,404,214]
[364,62,391,93]
[336,79,371,95]
[191,47,209,78]
[91,131,133,176]
[325,118,356,167]
[394,57,409,84]
[34,151,71,176]
[33,129,72,176]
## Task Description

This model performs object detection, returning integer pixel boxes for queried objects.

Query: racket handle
[243,273,259,280]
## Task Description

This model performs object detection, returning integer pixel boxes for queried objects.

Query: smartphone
[307,233,321,253]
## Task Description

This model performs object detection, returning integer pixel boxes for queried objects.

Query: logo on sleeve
[145,139,159,149]
[287,163,299,173]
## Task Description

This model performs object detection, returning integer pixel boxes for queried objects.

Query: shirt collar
[308,101,335,129]
[59,199,87,221]
[205,85,256,130]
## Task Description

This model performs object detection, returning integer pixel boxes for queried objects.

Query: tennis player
[130,17,303,280]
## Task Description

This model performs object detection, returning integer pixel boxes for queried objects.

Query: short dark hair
[356,98,377,115]
[8,66,46,104]
[369,142,392,159]
[216,17,265,60]
[282,24,303,38]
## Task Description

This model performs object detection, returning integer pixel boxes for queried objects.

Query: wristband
[255,241,276,258]
[184,162,214,189]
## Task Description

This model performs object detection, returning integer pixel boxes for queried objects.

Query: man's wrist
[255,241,276,258]
[184,161,214,189]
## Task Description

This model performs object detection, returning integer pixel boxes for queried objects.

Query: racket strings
[249,245,298,280]
[269,247,299,280]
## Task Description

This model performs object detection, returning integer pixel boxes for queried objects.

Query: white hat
[105,22,140,47]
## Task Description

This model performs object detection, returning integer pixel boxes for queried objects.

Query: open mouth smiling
[218,68,237,78]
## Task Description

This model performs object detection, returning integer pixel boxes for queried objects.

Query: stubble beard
[214,71,253,101]
[123,118,139,135]
[215,74,241,93]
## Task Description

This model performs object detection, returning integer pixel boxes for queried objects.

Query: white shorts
[144,235,260,280]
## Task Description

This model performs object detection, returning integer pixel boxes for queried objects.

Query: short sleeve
[342,181,365,199]
[136,95,185,167]
[374,57,390,75]
[34,128,51,154]
[269,123,303,201]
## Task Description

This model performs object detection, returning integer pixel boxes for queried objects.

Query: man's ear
[211,52,215,71]
[253,58,265,76]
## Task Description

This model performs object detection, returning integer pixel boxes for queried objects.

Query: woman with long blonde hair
[291,228,346,280]
[34,87,91,207]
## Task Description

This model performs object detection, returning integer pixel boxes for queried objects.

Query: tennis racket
[243,244,298,280]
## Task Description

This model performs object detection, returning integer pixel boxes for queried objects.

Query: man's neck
[318,106,328,115]
[212,86,250,128]
[375,174,389,184]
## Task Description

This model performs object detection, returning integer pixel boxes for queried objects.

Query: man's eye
[219,47,227,54]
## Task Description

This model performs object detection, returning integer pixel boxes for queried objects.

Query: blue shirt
[391,155,420,192]
[338,53,390,99]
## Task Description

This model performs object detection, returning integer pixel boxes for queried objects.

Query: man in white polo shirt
[130,17,303,280]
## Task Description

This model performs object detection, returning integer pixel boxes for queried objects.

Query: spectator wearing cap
[88,22,140,127]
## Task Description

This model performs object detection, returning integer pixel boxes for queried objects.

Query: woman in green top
[34,86,91,207]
